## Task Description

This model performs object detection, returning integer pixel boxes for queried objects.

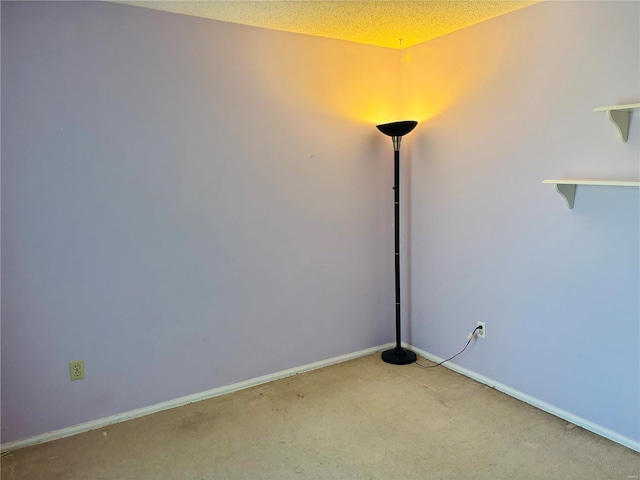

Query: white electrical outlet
[477,322,486,339]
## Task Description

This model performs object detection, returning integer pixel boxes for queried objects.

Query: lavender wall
[4,0,638,448]
[404,2,639,443]
[1,1,399,443]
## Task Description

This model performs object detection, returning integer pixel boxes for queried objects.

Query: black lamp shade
[376,120,418,137]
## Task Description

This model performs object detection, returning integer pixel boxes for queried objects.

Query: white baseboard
[406,343,640,453]
[6,342,636,454]
[1,343,394,453]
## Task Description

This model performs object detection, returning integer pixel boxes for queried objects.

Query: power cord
[414,325,482,369]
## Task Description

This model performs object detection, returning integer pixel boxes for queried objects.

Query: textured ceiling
[113,1,538,49]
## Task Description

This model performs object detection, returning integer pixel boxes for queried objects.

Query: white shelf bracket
[608,110,630,143]
[544,179,640,210]
[594,103,639,143]
[555,183,576,209]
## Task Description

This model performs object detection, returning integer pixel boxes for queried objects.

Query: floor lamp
[377,120,418,365]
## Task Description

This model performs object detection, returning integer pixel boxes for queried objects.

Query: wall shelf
[542,179,640,209]
[593,103,640,143]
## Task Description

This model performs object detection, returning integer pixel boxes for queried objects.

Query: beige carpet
[2,354,639,479]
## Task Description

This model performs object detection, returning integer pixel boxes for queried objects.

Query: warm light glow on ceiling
[109,0,540,125]
[113,1,538,49]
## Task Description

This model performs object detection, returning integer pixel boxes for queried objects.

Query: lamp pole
[376,121,418,365]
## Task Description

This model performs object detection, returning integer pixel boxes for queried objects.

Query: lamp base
[381,347,417,365]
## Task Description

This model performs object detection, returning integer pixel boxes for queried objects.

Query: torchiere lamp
[377,120,418,365]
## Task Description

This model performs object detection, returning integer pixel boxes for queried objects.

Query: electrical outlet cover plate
[69,360,85,381]
[477,322,486,339]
